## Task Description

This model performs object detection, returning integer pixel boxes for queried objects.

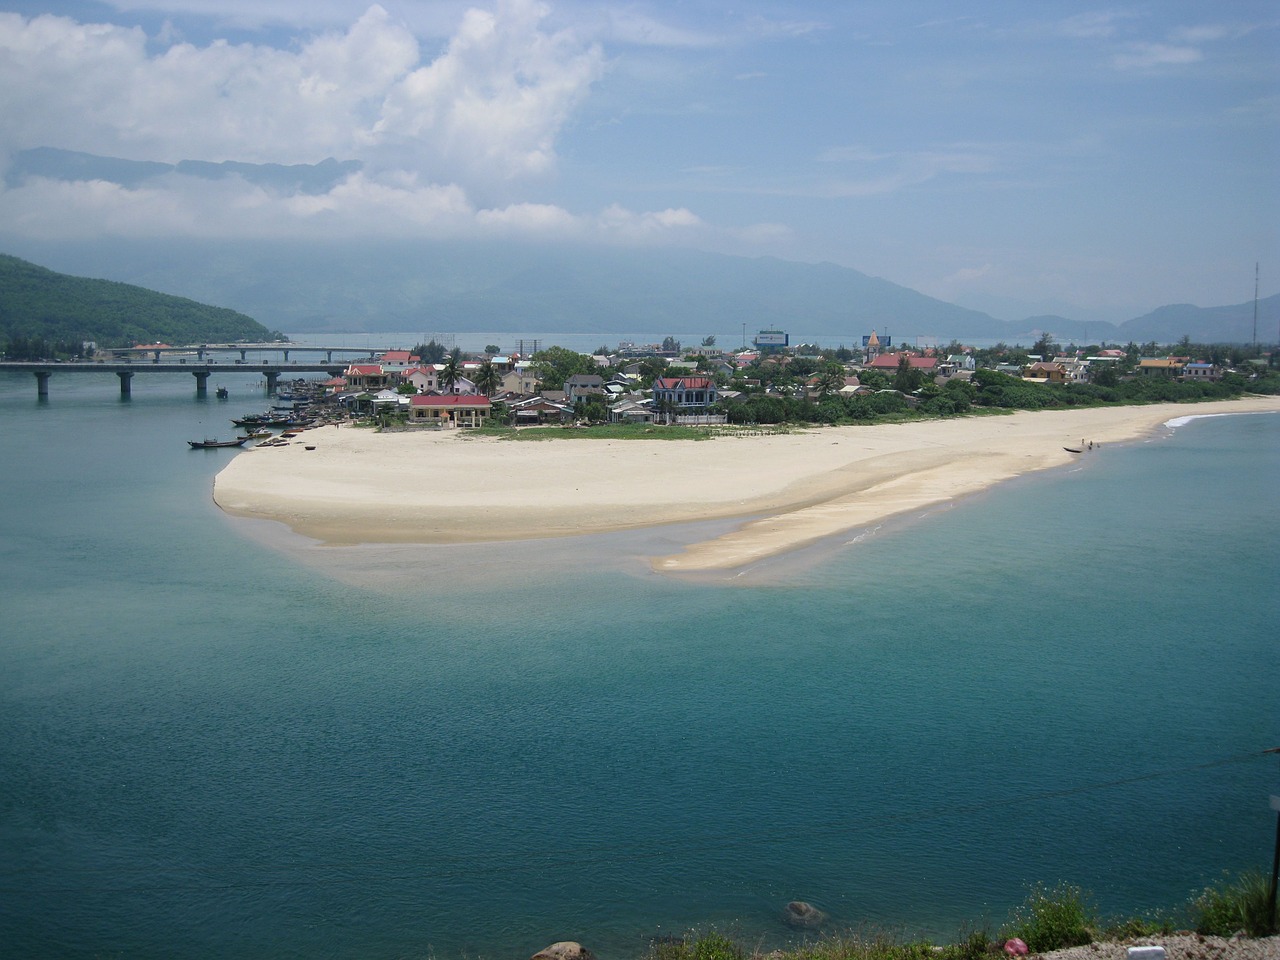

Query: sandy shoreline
[212,396,1280,572]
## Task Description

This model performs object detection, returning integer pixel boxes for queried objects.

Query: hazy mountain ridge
[0,237,1272,346]
[6,147,361,195]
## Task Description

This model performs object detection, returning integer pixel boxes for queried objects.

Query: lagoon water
[0,367,1277,960]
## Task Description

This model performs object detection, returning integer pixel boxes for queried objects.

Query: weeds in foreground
[1190,869,1277,937]
[1001,883,1097,953]
[645,872,1277,960]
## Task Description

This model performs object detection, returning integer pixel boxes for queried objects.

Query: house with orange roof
[379,350,418,365]
[344,364,396,391]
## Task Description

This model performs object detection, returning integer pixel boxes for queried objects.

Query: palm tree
[439,349,462,394]
[475,358,501,396]
[816,367,845,399]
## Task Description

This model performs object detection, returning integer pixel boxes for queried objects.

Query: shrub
[1190,869,1277,937]
[1003,883,1096,952]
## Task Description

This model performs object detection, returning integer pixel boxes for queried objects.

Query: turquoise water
[0,369,1277,960]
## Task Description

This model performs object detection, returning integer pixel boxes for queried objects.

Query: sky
[0,0,1276,322]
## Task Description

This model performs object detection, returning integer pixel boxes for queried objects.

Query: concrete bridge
[0,360,352,398]
[110,342,391,363]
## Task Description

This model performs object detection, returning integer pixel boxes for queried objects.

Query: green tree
[531,345,594,391]
[894,355,924,393]
[484,344,501,355]
[575,396,609,422]
[1091,363,1120,387]
[815,366,845,398]
[661,336,681,353]
[474,358,501,396]
[415,339,447,364]
[1031,333,1059,359]
[439,349,462,393]
[638,356,669,384]
[701,335,716,347]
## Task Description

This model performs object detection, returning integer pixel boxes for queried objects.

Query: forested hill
[0,253,278,353]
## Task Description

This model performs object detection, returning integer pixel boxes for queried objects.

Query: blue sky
[0,0,1276,322]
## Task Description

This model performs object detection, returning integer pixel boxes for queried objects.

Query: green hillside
[0,253,278,357]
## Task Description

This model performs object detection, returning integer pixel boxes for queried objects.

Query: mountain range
[2,150,1274,346]
[3,237,1273,347]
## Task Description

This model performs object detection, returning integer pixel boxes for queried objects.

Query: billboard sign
[754,330,789,347]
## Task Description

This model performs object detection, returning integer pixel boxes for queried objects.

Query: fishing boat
[215,386,229,399]
[1063,446,1083,454]
[188,437,250,449]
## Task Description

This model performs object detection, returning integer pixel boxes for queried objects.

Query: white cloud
[812,144,1001,197]
[1052,11,1132,40]
[0,1,603,185]
[1111,41,1203,70]
[943,264,994,285]
[371,0,604,180]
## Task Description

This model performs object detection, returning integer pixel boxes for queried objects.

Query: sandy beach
[212,396,1280,572]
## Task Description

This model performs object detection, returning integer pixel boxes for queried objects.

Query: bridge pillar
[193,371,210,396]
[240,349,248,361]
[282,349,290,362]
[152,350,162,363]
[326,350,333,362]
[264,370,280,394]
[197,346,206,360]
[35,370,50,398]
[117,371,134,397]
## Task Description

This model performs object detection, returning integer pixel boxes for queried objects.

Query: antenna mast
[1254,262,1259,346]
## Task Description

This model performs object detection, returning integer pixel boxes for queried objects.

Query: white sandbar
[211,396,1280,572]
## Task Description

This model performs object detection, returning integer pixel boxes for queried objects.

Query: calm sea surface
[0,368,1277,960]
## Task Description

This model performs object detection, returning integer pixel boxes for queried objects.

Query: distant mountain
[0,238,1014,341]
[0,235,1271,347]
[0,254,279,348]
[1117,296,1280,344]
[6,147,361,195]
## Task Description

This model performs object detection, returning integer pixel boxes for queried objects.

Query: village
[302,329,1265,430]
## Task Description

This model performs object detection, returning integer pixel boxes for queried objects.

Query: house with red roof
[379,350,418,365]
[866,354,938,372]
[408,393,491,428]
[403,366,439,393]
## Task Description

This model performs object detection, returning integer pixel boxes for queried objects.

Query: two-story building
[652,375,718,414]
[344,364,397,391]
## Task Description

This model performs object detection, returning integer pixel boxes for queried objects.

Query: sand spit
[212,396,1280,572]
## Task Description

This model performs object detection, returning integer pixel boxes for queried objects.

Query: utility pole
[1270,793,1279,934]
[1253,262,1259,347]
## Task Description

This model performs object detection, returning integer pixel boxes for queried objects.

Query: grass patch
[1189,869,1277,937]
[1001,883,1096,952]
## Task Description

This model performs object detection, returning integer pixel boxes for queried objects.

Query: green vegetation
[1190,870,1277,937]
[1001,883,1096,952]
[644,874,1274,960]
[0,253,279,357]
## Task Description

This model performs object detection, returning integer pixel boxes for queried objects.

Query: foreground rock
[783,900,827,928]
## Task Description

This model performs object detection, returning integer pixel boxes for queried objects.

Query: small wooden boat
[188,437,249,449]
[1063,446,1083,454]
